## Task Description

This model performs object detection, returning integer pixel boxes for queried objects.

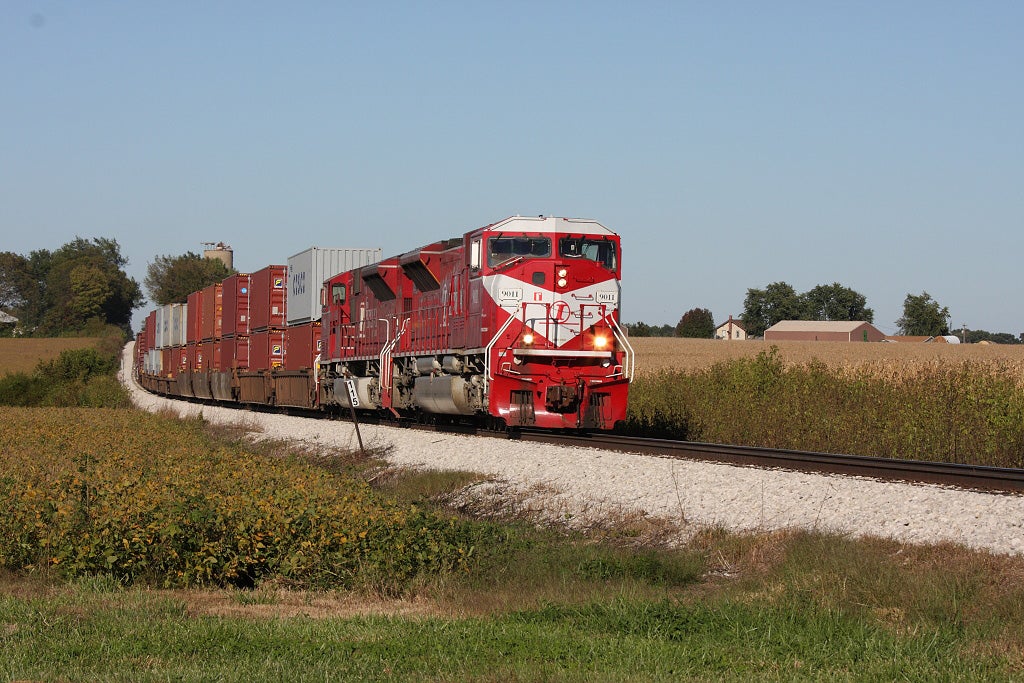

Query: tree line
[0,238,233,337]
[627,281,1020,343]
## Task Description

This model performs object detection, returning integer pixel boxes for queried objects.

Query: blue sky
[2,1,1021,335]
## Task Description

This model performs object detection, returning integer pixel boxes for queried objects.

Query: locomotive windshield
[488,236,551,267]
[559,237,617,271]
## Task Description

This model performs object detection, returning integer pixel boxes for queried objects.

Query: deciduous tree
[145,252,235,305]
[741,282,802,337]
[799,283,874,322]
[676,308,715,338]
[896,291,950,336]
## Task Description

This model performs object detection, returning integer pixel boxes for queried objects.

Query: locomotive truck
[135,215,632,431]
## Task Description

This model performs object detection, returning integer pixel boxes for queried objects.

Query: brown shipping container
[171,346,187,377]
[250,265,287,331]
[187,342,201,371]
[200,283,223,340]
[216,335,239,368]
[161,348,173,376]
[284,321,322,371]
[219,335,250,370]
[222,273,251,336]
[135,332,146,366]
[186,290,203,343]
[145,310,157,349]
[200,340,218,371]
[211,339,222,372]
[250,329,285,371]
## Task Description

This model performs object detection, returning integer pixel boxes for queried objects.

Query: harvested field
[0,338,99,375]
[632,337,1024,380]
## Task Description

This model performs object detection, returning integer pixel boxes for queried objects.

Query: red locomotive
[135,216,633,431]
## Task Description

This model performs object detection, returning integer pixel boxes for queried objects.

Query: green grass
[1,572,1017,682]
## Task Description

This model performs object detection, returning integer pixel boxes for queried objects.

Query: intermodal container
[146,349,162,375]
[187,290,203,343]
[284,321,322,370]
[198,340,217,371]
[160,348,173,375]
[156,305,168,348]
[145,310,157,350]
[173,346,188,376]
[201,283,223,340]
[250,265,287,331]
[220,335,250,370]
[187,342,200,372]
[286,247,381,325]
[249,329,285,370]
[222,273,251,336]
[170,303,187,346]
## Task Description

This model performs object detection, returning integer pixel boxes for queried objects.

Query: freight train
[134,216,633,430]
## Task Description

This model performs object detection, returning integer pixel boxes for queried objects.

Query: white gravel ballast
[120,346,1024,557]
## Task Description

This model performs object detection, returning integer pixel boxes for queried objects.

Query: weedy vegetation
[626,339,1024,468]
[0,331,129,408]
[0,336,101,374]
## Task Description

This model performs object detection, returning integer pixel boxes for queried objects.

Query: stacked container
[282,248,382,373]
[286,248,381,325]
[155,303,187,377]
[284,321,323,370]
[221,273,250,370]
[250,265,287,332]
[250,265,287,369]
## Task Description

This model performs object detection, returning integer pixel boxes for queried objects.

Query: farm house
[715,316,747,340]
[764,320,885,342]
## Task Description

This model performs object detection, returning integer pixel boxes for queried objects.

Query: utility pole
[961,323,967,344]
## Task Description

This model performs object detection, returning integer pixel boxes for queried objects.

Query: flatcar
[134,216,633,431]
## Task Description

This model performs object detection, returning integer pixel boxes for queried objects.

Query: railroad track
[129,371,1024,495]
[511,431,1024,494]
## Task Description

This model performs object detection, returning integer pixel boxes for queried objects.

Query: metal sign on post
[345,379,360,407]
[344,379,364,453]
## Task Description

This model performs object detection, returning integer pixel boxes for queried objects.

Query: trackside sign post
[345,379,364,453]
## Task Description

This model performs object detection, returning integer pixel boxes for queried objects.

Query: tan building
[764,320,885,342]
[884,335,961,344]
[715,316,747,340]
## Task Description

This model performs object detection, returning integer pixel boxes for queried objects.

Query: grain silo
[202,242,234,270]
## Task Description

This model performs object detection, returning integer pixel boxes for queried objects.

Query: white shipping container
[146,349,162,374]
[286,247,382,325]
[170,303,187,346]
[156,306,169,349]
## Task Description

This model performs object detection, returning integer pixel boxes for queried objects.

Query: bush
[0,408,481,592]
[0,344,128,408]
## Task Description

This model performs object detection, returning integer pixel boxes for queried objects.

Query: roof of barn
[765,320,873,333]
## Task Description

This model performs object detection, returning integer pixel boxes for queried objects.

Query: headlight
[593,335,608,349]
[557,268,568,278]
[522,332,534,345]
[557,278,567,287]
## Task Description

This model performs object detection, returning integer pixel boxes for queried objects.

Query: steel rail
[513,431,1024,494]
[129,371,1024,494]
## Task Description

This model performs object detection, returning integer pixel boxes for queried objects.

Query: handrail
[609,315,635,380]
[484,307,520,393]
